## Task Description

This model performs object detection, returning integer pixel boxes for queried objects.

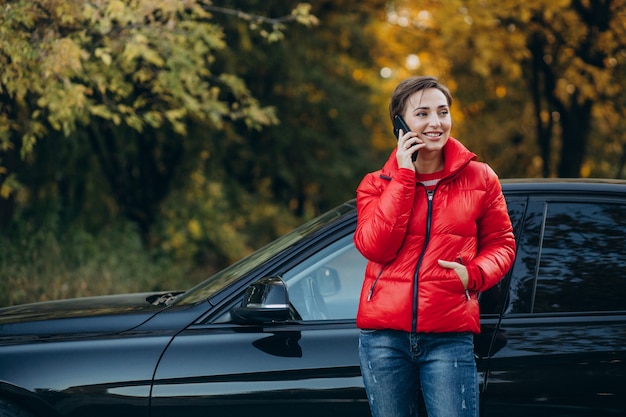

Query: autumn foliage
[0,0,624,305]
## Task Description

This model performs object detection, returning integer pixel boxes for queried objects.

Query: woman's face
[402,88,452,153]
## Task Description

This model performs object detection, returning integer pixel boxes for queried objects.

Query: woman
[354,76,516,417]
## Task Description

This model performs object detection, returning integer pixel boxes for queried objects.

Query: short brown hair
[388,76,453,123]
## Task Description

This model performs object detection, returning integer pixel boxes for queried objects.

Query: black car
[1,179,625,417]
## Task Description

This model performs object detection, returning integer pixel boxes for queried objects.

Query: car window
[282,198,529,321]
[282,235,367,321]
[534,202,626,313]
[174,203,356,306]
[482,197,527,316]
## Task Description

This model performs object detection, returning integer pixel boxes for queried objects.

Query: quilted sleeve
[353,168,416,264]
[465,165,516,292]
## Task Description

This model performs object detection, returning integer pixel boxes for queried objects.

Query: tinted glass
[483,198,527,315]
[534,202,626,313]
[282,235,367,321]
[505,202,543,315]
[174,203,355,305]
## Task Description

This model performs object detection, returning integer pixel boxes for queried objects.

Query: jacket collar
[380,137,477,179]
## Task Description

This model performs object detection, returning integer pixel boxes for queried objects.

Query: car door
[150,233,372,417]
[149,195,530,417]
[481,195,626,417]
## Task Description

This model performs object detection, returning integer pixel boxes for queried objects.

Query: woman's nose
[427,113,441,127]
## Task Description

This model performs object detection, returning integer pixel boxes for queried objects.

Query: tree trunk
[528,32,556,178]
[556,96,593,178]
[86,124,182,246]
[0,137,20,231]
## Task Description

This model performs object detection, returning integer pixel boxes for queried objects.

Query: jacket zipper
[367,170,470,326]
[367,268,384,301]
[412,188,435,331]
[366,185,436,324]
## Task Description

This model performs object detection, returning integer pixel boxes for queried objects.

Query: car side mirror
[232,276,291,324]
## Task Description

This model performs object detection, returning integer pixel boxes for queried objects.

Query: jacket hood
[380,137,477,179]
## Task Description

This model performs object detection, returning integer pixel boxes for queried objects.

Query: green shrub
[0,218,191,307]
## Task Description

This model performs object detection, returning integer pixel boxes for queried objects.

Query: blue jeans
[359,329,478,417]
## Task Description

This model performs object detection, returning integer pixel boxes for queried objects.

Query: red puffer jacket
[354,138,516,334]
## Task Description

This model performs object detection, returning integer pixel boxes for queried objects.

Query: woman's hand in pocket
[438,259,469,289]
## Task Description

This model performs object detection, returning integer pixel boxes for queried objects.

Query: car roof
[501,178,626,195]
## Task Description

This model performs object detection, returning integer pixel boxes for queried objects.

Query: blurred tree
[497,0,625,177]
[379,0,626,178]
[215,0,388,216]
[155,0,390,270]
[0,0,316,239]
[0,0,389,275]
[364,1,539,178]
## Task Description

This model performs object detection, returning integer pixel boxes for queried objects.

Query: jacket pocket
[367,266,386,301]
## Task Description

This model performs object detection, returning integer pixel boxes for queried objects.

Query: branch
[200,2,318,27]
[203,5,294,24]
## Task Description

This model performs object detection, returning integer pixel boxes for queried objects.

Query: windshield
[172,201,356,306]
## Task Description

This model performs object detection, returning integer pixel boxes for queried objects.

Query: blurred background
[1,0,624,306]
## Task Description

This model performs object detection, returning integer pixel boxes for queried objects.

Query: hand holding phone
[393,115,418,161]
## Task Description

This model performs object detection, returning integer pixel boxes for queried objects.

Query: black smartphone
[393,115,417,161]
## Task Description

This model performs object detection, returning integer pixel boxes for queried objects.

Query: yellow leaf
[123,43,143,65]
[117,104,133,114]
[187,219,202,239]
[133,68,154,83]
[134,34,149,44]
[90,104,113,119]
[42,38,87,79]
[0,182,13,199]
[106,0,130,23]
[142,48,165,67]
[144,111,163,127]
[95,48,112,66]
[165,108,187,123]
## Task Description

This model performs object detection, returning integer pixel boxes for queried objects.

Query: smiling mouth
[424,132,443,138]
